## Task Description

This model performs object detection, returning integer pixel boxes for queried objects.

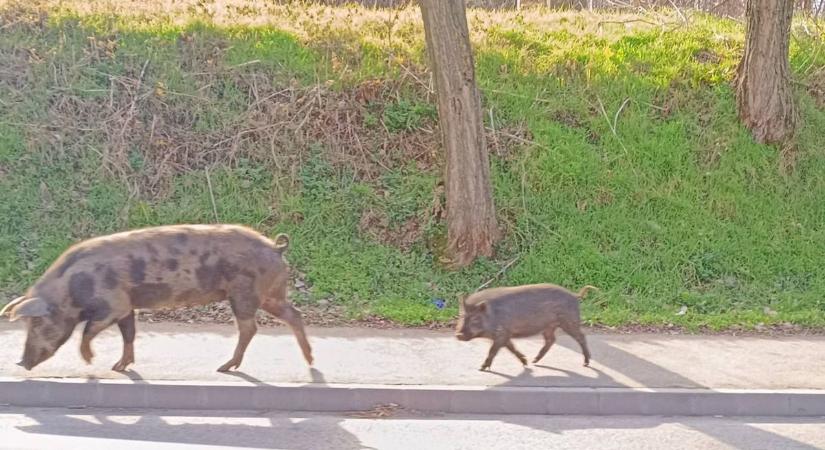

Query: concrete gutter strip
[1,378,823,417]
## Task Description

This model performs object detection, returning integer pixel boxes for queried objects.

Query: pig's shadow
[18,365,366,450]
[18,408,372,450]
[222,370,263,383]
[121,369,145,382]
[221,367,326,384]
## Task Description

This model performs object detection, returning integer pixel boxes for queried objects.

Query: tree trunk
[419,0,499,269]
[735,0,797,145]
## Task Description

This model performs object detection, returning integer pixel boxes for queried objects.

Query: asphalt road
[2,407,824,450]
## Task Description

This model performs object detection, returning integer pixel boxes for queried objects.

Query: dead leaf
[347,403,402,419]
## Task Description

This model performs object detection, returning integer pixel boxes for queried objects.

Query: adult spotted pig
[1,224,313,373]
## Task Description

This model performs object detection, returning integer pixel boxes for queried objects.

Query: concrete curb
[1,378,823,416]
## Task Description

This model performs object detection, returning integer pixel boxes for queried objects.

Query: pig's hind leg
[561,322,591,367]
[504,340,528,366]
[532,326,557,363]
[260,300,313,366]
[112,311,136,371]
[218,289,260,372]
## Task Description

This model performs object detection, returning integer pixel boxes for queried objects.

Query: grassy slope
[2,1,825,330]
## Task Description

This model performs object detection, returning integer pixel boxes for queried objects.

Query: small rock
[676,305,688,316]
[295,279,306,289]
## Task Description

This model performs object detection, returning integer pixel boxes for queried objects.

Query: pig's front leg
[480,333,509,371]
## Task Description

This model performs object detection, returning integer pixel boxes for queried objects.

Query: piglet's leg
[504,340,528,366]
[561,322,591,367]
[480,335,508,371]
[533,327,557,364]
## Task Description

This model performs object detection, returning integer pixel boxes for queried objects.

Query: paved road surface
[2,407,824,450]
[2,322,824,390]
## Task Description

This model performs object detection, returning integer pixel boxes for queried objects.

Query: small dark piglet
[1,224,313,373]
[455,283,597,371]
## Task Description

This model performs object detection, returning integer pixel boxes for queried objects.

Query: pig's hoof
[217,361,239,372]
[112,359,133,372]
[583,361,590,367]
[81,349,94,364]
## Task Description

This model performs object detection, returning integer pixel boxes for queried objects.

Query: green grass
[2,1,825,330]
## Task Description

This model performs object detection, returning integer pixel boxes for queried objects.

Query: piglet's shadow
[485,364,615,387]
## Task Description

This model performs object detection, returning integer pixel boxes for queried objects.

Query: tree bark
[735,0,797,145]
[419,0,499,269]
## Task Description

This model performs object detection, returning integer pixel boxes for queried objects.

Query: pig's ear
[0,296,27,317]
[8,297,51,321]
[477,302,487,313]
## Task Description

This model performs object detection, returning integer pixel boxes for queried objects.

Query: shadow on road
[18,408,374,450]
[503,336,822,450]
[17,363,373,450]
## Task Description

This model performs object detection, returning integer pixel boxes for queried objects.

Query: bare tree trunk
[735,0,797,145]
[419,0,499,269]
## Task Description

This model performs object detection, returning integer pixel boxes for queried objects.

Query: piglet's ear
[8,297,50,322]
[477,302,487,313]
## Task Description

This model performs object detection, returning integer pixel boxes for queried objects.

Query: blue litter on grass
[432,298,446,309]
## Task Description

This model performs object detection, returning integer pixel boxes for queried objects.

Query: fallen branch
[205,167,220,223]
[485,126,550,151]
[475,256,520,292]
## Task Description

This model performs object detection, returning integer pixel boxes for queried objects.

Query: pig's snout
[455,332,471,341]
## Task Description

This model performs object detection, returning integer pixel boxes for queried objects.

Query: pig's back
[33,224,285,309]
